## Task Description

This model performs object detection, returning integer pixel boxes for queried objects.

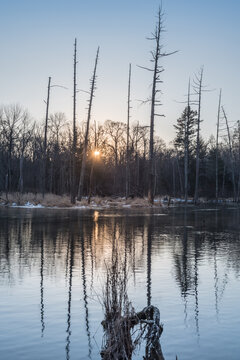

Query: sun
[94,150,100,157]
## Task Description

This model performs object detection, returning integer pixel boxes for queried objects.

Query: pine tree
[174,106,197,200]
[174,106,197,156]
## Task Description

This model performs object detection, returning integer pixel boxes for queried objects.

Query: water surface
[0,206,240,359]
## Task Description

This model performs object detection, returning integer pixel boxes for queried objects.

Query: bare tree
[140,6,176,204]
[222,106,236,200]
[71,39,77,204]
[104,120,126,192]
[42,76,51,198]
[132,123,149,195]
[18,114,35,193]
[215,89,222,202]
[48,112,68,194]
[126,63,131,199]
[184,79,191,204]
[0,105,23,196]
[49,112,67,145]
[77,47,99,201]
[193,67,204,204]
[236,121,240,201]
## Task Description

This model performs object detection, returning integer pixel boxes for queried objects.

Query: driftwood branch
[101,305,164,360]
[101,252,164,360]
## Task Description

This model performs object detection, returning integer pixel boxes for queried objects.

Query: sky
[1,0,240,144]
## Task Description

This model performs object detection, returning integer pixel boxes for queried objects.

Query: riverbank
[0,192,154,209]
[0,192,238,209]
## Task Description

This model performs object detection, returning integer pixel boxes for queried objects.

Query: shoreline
[1,192,239,210]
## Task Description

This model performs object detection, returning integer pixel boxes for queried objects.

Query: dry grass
[0,192,164,208]
[78,196,154,208]
[0,192,72,207]
[125,197,150,207]
[41,193,72,207]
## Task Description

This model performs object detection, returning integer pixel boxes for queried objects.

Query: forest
[0,101,239,203]
[0,9,239,205]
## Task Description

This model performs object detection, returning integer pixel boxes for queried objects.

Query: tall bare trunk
[184,79,191,204]
[19,155,24,193]
[215,89,221,202]
[146,7,176,204]
[148,10,162,204]
[222,160,226,197]
[172,157,176,198]
[42,76,51,198]
[194,67,203,204]
[71,39,77,204]
[135,122,139,195]
[237,121,240,202]
[126,63,131,199]
[7,131,13,194]
[222,106,236,200]
[77,47,99,201]
[176,154,183,196]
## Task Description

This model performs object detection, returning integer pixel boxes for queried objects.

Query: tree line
[0,102,239,201]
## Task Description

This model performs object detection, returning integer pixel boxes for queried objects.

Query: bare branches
[139,6,176,204]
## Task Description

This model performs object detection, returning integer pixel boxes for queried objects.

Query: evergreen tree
[174,106,197,199]
[174,106,197,156]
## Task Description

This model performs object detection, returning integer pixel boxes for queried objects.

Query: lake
[0,206,240,359]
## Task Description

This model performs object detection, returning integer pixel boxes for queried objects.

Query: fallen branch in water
[101,254,164,360]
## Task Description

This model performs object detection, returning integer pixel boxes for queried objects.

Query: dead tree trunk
[126,63,131,199]
[101,252,164,360]
[42,76,51,198]
[70,39,77,204]
[135,122,140,195]
[222,106,236,200]
[194,67,204,204]
[148,10,161,205]
[7,129,13,195]
[88,161,94,204]
[19,155,24,193]
[176,154,183,196]
[215,89,222,202]
[143,7,175,204]
[222,159,226,197]
[77,47,99,201]
[172,156,176,198]
[237,121,240,202]
[184,79,191,204]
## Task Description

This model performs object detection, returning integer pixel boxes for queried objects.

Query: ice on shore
[11,202,44,208]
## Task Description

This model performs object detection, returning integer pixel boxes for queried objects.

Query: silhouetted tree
[174,105,197,201]
[78,47,99,200]
[71,39,77,204]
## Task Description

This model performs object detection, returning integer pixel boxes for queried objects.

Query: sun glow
[94,150,100,157]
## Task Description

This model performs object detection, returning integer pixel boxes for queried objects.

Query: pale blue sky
[1,0,240,143]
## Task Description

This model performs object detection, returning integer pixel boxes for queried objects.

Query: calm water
[0,206,240,360]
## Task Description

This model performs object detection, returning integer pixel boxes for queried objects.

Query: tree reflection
[80,221,92,359]
[66,234,74,360]
[147,222,152,307]
[40,230,45,336]
[1,208,240,358]
[173,210,192,326]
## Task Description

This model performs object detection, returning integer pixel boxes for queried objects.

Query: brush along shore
[0,193,159,208]
[0,192,237,209]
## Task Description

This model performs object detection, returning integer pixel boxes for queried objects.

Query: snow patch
[11,202,44,208]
